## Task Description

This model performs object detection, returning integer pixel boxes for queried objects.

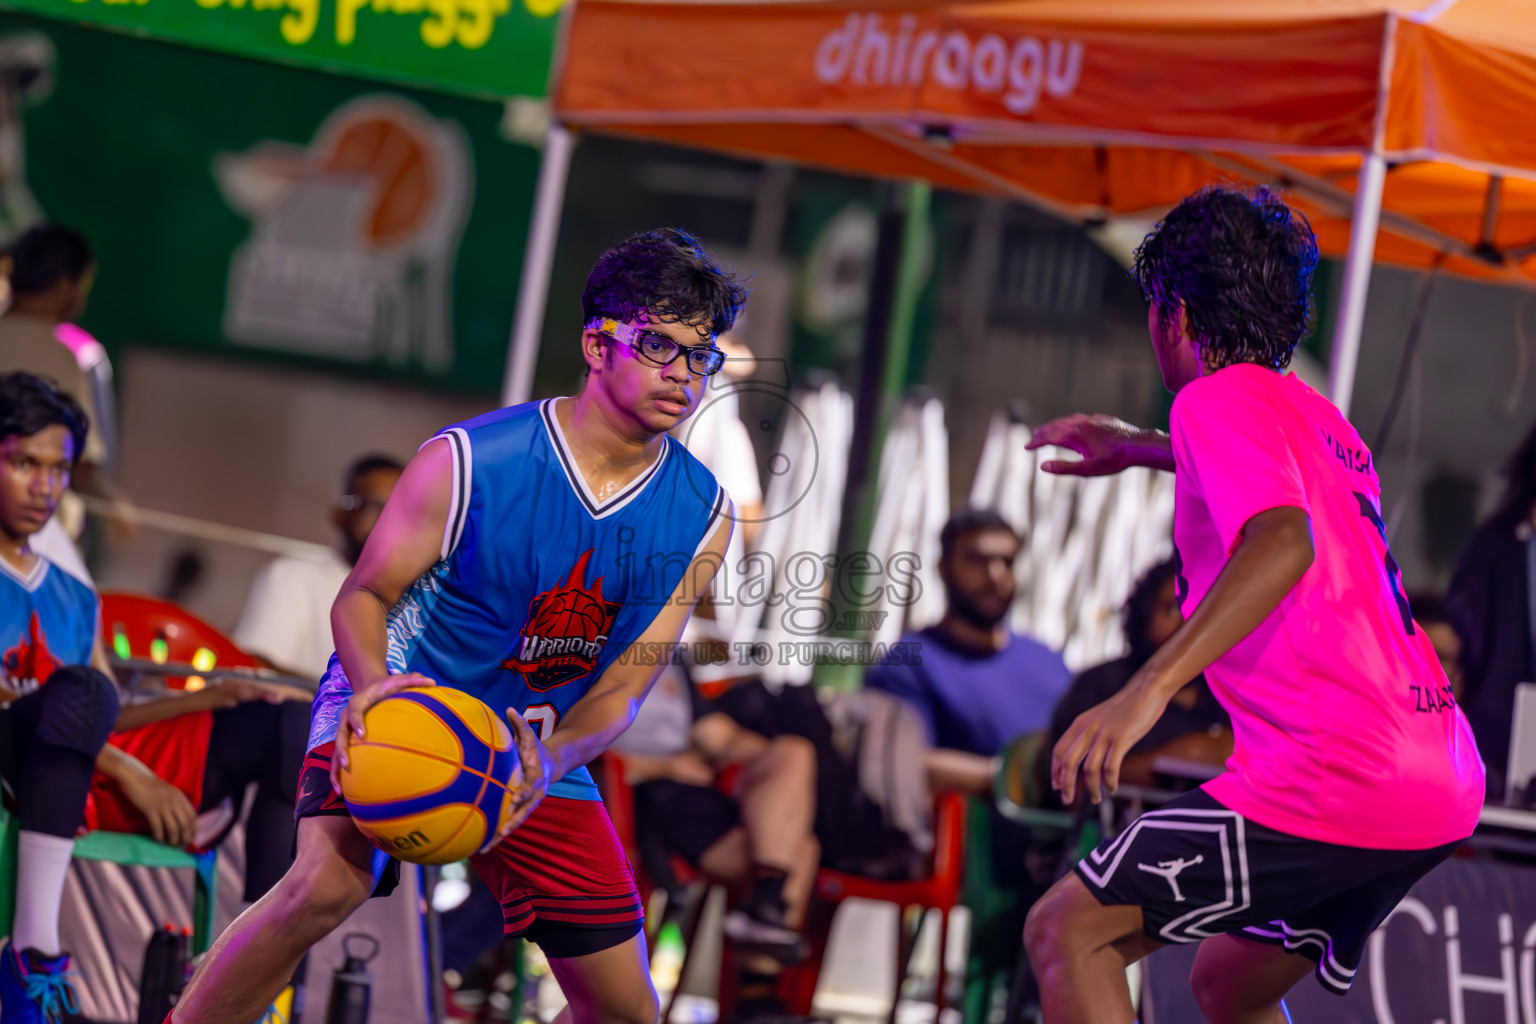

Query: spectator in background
[1409,593,1464,702]
[0,226,104,470]
[0,224,129,583]
[865,507,1071,756]
[0,373,309,1023]
[865,509,1070,1005]
[233,455,402,679]
[1048,560,1231,790]
[671,328,763,653]
[612,657,820,1024]
[1447,421,1536,799]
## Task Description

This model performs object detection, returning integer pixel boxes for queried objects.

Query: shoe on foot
[721,908,808,964]
[0,941,80,1024]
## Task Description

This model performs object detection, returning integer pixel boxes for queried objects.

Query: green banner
[0,13,540,393]
[0,0,561,100]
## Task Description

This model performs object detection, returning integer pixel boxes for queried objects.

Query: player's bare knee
[767,734,816,779]
[591,984,659,1024]
[1023,889,1063,965]
[1024,879,1093,968]
[271,863,368,938]
[1188,958,1249,1022]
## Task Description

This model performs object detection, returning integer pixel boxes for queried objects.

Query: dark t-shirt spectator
[1050,658,1229,754]
[1446,522,1530,797]
[865,628,1072,756]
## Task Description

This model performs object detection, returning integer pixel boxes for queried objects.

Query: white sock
[12,831,74,957]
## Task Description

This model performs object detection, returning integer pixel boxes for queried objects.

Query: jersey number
[1354,492,1415,636]
[522,704,559,742]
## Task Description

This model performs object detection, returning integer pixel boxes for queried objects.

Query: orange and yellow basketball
[338,686,522,865]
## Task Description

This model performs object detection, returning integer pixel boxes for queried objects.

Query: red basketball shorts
[296,742,643,959]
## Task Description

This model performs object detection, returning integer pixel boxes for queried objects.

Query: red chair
[594,753,664,909]
[99,592,260,689]
[596,754,762,1024]
[599,756,969,1024]
[778,792,969,1024]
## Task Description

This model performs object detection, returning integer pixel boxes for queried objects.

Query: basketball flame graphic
[501,549,621,691]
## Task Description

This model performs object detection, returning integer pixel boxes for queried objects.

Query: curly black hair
[939,507,1019,561]
[0,371,89,463]
[1124,559,1178,663]
[1131,186,1319,372]
[1488,417,1536,532]
[581,228,748,339]
[8,223,93,298]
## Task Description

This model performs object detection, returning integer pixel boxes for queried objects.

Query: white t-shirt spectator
[30,517,95,590]
[233,550,351,680]
[609,663,695,759]
[674,392,760,649]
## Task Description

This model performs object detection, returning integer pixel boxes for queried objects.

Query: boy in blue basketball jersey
[0,373,311,1024]
[176,229,747,1024]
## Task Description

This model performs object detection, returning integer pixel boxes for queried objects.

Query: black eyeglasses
[338,495,386,513]
[587,317,726,376]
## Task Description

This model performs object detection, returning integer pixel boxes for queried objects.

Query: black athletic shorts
[1073,788,1464,995]
[634,779,741,864]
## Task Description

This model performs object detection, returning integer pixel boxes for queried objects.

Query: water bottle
[325,933,380,1024]
[168,927,192,1003]
[136,924,177,1024]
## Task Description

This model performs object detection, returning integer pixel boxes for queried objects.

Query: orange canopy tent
[498,0,1536,416]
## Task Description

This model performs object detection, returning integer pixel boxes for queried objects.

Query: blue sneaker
[0,941,79,1024]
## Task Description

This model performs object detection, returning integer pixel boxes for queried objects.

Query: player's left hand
[492,709,554,846]
[1052,677,1167,805]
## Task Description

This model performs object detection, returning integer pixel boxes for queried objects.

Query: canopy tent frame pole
[501,122,576,407]
[815,179,932,693]
[1200,151,1474,261]
[1328,151,1386,419]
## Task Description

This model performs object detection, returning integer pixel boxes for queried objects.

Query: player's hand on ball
[494,709,554,844]
[1026,413,1154,477]
[332,672,437,793]
[1052,678,1165,805]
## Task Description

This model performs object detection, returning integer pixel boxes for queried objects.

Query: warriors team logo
[4,612,57,695]
[501,549,621,691]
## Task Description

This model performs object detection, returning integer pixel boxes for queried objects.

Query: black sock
[747,867,789,923]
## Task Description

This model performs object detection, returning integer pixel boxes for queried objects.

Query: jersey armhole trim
[693,485,730,560]
[426,427,472,560]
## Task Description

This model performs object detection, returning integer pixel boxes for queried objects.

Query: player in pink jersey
[1020,187,1484,1024]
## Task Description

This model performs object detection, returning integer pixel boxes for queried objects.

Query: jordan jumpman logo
[1136,855,1204,902]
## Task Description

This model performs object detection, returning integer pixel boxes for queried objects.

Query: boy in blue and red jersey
[0,372,310,1024]
[175,229,746,1024]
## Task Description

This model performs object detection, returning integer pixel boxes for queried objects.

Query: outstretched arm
[1026,413,1175,476]
[1052,505,1313,803]
[100,628,309,732]
[328,438,455,789]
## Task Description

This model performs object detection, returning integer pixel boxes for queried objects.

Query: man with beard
[233,454,403,679]
[866,508,1070,758]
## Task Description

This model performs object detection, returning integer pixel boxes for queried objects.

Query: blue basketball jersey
[311,398,727,800]
[0,555,98,695]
